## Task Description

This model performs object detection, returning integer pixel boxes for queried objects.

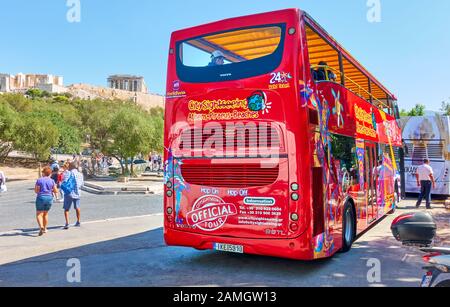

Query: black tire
[341,202,356,253]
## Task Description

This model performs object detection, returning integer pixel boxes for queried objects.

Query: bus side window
[330,134,360,188]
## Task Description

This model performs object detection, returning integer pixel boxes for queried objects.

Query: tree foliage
[14,114,60,161]
[440,98,450,116]
[0,102,18,162]
[400,104,426,117]
[0,93,164,172]
[109,108,155,175]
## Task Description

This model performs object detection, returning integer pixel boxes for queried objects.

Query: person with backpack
[57,162,70,202]
[61,162,84,230]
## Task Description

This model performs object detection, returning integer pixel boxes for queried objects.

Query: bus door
[365,143,378,224]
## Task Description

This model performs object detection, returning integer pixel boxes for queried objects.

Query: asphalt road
[0,211,426,287]
[0,180,163,233]
[0,181,432,287]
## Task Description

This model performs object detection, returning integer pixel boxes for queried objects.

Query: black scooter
[391,212,450,287]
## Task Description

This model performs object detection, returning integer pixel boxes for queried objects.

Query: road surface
[0,182,431,287]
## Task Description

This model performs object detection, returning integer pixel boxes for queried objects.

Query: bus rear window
[176,24,286,83]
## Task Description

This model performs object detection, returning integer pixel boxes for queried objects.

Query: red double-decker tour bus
[164,8,402,260]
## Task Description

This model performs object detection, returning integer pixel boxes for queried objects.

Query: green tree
[29,111,82,154]
[149,107,164,118]
[1,92,165,176]
[52,95,70,104]
[400,104,426,117]
[25,88,44,99]
[14,115,60,162]
[78,99,116,153]
[440,98,450,116]
[1,93,33,112]
[109,109,154,176]
[0,102,18,162]
[399,109,409,117]
[149,113,164,153]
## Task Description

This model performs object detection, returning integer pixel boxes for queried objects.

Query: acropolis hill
[0,73,165,111]
[66,83,165,111]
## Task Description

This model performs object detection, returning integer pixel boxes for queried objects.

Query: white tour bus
[399,115,450,196]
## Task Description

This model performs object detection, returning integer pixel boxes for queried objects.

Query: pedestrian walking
[157,154,162,173]
[416,159,436,209]
[0,169,7,194]
[57,162,70,202]
[50,158,59,171]
[62,162,84,230]
[34,166,58,236]
[152,153,158,172]
[51,161,60,184]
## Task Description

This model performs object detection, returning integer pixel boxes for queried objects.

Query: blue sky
[1,0,449,111]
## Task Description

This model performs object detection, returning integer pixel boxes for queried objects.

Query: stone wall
[67,83,165,110]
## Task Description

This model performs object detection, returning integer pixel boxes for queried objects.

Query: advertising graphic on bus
[164,9,403,260]
[399,115,450,196]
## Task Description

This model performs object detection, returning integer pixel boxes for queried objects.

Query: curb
[81,183,162,195]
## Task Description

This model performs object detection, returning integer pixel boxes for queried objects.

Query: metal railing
[311,65,390,110]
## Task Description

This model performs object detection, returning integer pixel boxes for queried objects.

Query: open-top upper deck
[168,8,398,117]
[302,12,396,101]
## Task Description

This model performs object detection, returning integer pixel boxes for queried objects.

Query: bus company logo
[269,71,292,90]
[166,80,186,98]
[186,195,238,232]
[247,91,272,115]
[173,80,181,91]
[269,71,292,84]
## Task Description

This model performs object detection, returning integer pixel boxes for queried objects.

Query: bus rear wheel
[341,202,356,253]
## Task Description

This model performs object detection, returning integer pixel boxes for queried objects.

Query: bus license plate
[214,243,244,254]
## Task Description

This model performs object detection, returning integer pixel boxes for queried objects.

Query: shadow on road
[0,226,66,238]
[0,223,425,287]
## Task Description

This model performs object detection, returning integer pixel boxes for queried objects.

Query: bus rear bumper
[164,228,315,261]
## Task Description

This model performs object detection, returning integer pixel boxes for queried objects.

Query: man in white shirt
[416,159,436,209]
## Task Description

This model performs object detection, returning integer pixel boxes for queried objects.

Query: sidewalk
[0,214,163,266]
[0,165,39,182]
[429,201,450,246]
[82,174,164,195]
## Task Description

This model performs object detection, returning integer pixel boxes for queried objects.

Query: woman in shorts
[35,166,58,236]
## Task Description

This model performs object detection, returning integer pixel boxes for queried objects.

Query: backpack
[61,172,76,194]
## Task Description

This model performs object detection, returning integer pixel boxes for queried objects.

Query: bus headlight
[291,213,299,221]
[291,183,299,191]
[166,181,173,189]
[167,207,173,215]
[291,193,299,201]
[166,190,173,198]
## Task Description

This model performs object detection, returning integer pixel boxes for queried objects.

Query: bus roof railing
[311,65,391,111]
[304,12,397,102]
